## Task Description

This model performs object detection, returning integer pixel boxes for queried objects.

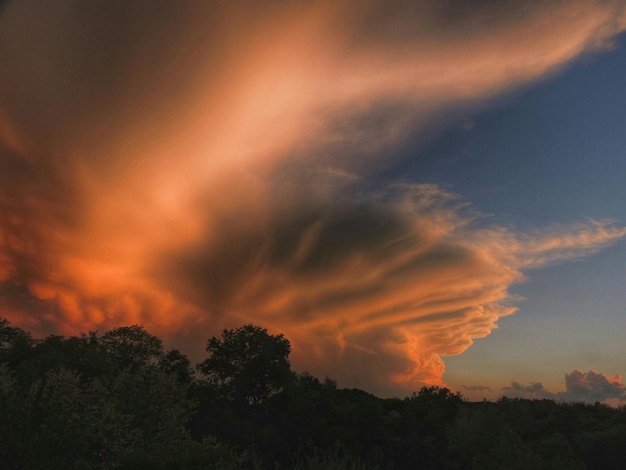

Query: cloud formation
[502,381,557,400]
[564,370,626,403]
[1,0,626,395]
[502,370,626,404]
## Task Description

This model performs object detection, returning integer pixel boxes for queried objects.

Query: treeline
[1,319,626,469]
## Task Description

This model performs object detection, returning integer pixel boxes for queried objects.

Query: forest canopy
[1,318,626,470]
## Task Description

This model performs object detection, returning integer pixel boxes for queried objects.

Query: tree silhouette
[160,348,194,384]
[3,319,626,468]
[197,324,292,404]
[0,318,33,366]
[100,325,164,372]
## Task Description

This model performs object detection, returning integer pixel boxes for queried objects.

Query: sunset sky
[1,0,626,402]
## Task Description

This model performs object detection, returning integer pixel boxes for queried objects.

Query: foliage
[197,324,293,404]
[2,318,626,469]
[0,318,34,366]
[0,320,194,469]
[160,348,195,384]
[291,442,379,470]
[100,325,164,371]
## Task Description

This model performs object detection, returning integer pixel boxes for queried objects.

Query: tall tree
[0,318,34,366]
[100,325,164,372]
[197,324,292,404]
[160,348,194,384]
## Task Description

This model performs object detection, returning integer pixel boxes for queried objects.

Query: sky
[1,0,626,402]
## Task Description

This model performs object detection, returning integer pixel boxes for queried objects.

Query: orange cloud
[149,184,623,395]
[1,0,625,394]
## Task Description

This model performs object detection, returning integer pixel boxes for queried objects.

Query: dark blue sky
[434,34,626,397]
[397,34,626,229]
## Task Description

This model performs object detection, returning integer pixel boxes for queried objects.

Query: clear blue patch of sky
[391,34,626,230]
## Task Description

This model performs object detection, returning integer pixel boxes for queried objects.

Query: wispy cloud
[1,0,625,394]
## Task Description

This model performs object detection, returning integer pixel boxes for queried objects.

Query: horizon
[3,316,624,406]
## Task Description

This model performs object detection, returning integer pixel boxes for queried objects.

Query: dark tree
[197,324,292,404]
[160,348,194,384]
[17,333,109,381]
[0,318,34,365]
[100,325,164,371]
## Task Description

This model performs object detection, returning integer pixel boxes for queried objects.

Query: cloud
[501,370,626,404]
[502,381,556,400]
[506,221,626,269]
[3,174,623,395]
[0,1,625,394]
[562,370,626,403]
